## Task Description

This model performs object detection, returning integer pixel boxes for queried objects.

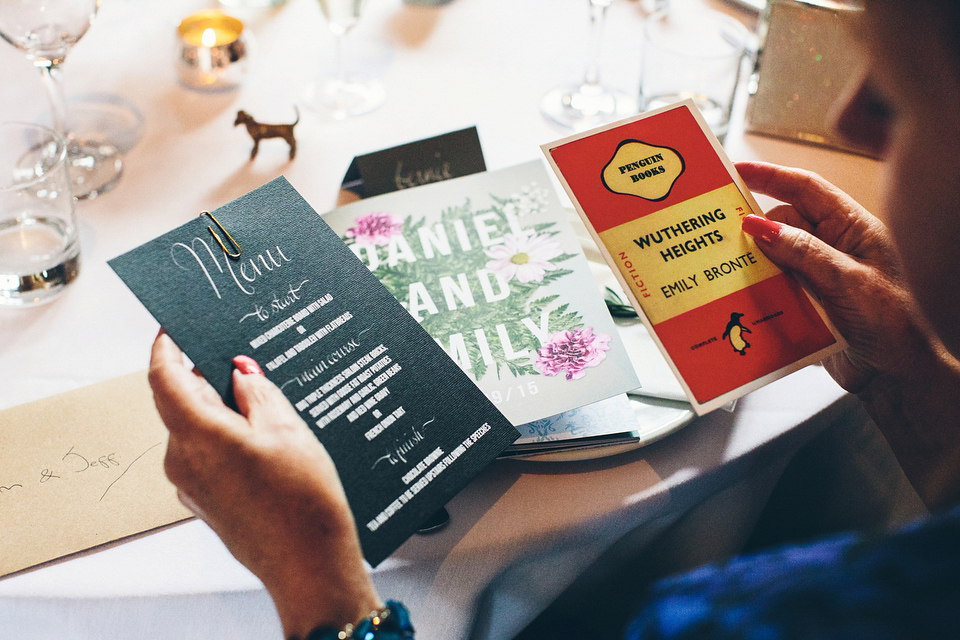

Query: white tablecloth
[0,0,889,637]
[0,367,858,640]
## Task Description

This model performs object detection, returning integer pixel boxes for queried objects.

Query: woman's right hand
[736,161,947,394]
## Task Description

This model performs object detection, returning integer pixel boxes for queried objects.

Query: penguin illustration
[722,312,752,356]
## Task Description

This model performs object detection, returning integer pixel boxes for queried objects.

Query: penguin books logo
[722,312,752,356]
[601,140,684,201]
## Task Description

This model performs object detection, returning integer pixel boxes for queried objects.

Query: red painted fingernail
[233,355,264,376]
[742,215,782,243]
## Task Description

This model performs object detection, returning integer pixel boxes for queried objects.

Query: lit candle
[198,28,216,73]
[176,10,249,90]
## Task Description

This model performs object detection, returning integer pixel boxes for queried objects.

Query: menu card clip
[201,210,242,259]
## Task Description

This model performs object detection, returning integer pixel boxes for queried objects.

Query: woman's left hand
[735,161,935,393]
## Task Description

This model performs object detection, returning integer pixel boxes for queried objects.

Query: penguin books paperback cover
[542,100,846,414]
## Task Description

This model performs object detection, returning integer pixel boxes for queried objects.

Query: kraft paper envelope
[0,371,192,578]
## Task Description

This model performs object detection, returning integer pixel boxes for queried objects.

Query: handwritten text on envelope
[0,371,192,577]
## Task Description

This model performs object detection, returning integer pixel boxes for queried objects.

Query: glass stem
[583,0,611,88]
[38,62,70,139]
[333,32,345,85]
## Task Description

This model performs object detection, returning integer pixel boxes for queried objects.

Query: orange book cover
[542,100,845,414]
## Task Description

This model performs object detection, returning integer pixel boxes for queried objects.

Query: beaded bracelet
[299,600,414,640]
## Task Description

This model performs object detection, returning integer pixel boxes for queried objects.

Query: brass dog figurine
[234,107,299,160]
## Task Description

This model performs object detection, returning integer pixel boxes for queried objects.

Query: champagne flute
[0,0,122,201]
[303,0,385,119]
[540,0,637,131]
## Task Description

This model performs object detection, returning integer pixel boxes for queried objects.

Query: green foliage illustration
[340,191,586,381]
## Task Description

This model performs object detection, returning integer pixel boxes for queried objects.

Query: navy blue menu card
[108,177,519,566]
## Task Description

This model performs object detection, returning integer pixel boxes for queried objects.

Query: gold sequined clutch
[746,0,877,157]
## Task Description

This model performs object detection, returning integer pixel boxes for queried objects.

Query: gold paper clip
[200,211,242,259]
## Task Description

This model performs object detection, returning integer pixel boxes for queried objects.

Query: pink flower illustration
[484,232,563,283]
[534,327,611,380]
[345,212,403,246]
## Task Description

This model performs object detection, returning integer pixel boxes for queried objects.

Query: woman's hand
[736,161,941,393]
[148,331,381,638]
[737,162,960,509]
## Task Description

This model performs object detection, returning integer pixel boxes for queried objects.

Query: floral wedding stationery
[321,160,640,427]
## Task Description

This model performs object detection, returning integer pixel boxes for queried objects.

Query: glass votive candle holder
[176,10,250,91]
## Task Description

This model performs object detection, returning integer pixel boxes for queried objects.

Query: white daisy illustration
[484,232,563,283]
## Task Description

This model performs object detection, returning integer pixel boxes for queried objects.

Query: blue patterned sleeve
[625,506,960,640]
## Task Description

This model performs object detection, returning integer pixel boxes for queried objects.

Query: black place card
[341,126,486,198]
[109,177,518,566]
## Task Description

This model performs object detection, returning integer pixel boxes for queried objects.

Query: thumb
[742,214,856,300]
[231,356,304,431]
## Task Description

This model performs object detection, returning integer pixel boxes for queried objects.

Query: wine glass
[540,0,637,131]
[303,0,385,119]
[0,0,122,201]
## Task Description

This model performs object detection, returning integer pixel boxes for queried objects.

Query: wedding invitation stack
[322,159,642,448]
[543,101,845,414]
[109,178,519,565]
[337,132,650,453]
